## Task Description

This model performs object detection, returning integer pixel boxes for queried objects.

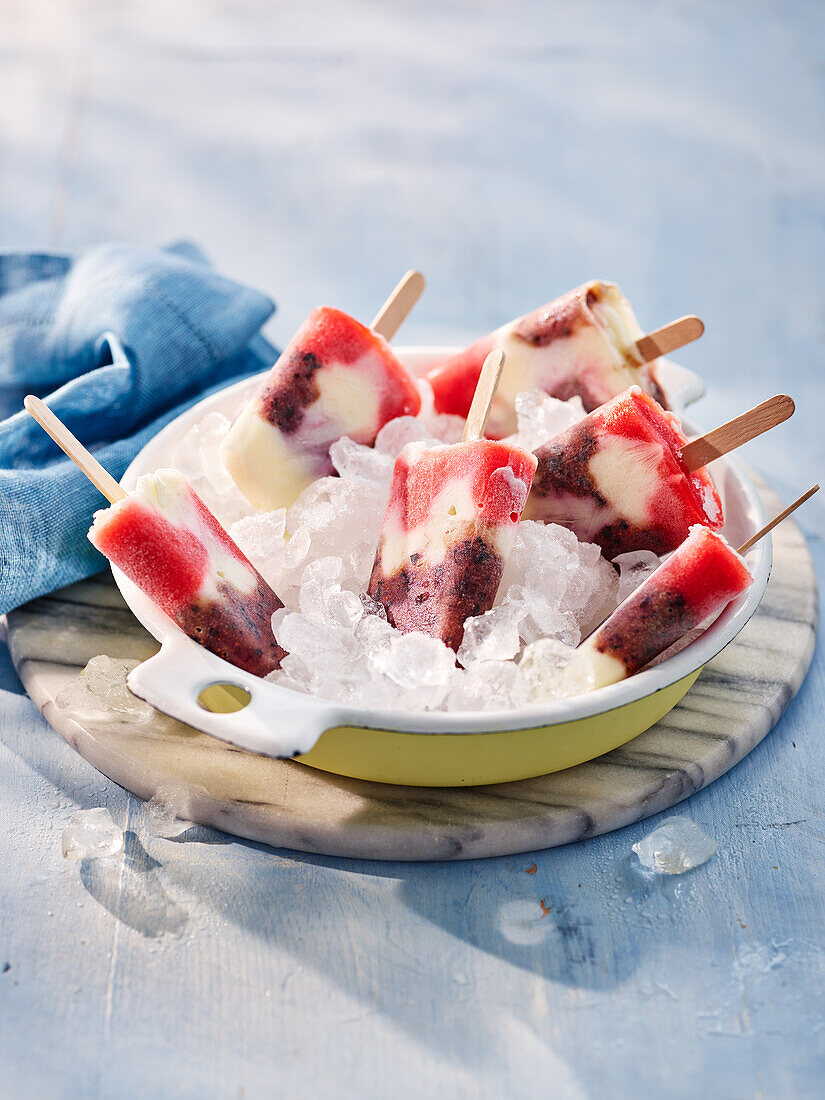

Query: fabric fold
[0,243,277,615]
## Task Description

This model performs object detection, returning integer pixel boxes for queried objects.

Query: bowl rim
[115,348,772,736]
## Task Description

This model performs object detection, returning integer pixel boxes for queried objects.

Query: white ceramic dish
[120,349,770,785]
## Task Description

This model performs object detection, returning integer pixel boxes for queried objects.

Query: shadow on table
[150,818,725,1072]
[80,830,189,938]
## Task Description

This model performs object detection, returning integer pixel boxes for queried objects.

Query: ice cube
[196,412,237,495]
[355,611,396,659]
[170,412,255,527]
[325,588,365,630]
[229,510,287,589]
[373,632,455,691]
[632,816,718,874]
[519,639,596,701]
[458,604,524,667]
[329,436,393,487]
[299,556,344,622]
[275,612,356,671]
[62,808,123,860]
[374,416,434,456]
[520,638,576,700]
[613,550,662,603]
[498,521,618,646]
[146,785,194,839]
[444,660,531,712]
[283,526,311,569]
[55,656,154,724]
[509,390,586,452]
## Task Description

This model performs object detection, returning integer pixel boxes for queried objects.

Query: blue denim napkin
[0,242,277,615]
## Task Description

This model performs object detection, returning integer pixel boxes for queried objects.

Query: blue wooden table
[1,2,823,1095]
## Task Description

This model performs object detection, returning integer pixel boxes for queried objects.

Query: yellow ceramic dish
[120,351,771,788]
[293,671,702,786]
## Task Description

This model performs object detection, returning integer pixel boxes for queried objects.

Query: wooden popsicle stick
[681,394,795,472]
[24,395,126,504]
[370,270,426,341]
[737,484,819,555]
[635,315,704,363]
[462,349,505,442]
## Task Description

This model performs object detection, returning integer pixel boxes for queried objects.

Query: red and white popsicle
[221,273,425,512]
[579,483,818,689]
[368,351,537,652]
[524,389,794,559]
[426,280,702,437]
[24,398,286,678]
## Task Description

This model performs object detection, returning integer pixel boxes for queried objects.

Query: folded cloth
[0,242,277,615]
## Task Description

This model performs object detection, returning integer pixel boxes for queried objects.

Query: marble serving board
[7,475,817,861]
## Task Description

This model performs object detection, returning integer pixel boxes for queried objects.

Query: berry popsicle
[23,396,286,678]
[368,351,537,651]
[578,525,752,689]
[426,281,700,436]
[221,274,424,512]
[524,386,722,557]
[89,469,286,677]
[525,389,794,559]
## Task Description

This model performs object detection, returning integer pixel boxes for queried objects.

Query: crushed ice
[632,816,718,874]
[62,808,123,861]
[145,785,195,838]
[55,656,154,724]
[174,385,633,713]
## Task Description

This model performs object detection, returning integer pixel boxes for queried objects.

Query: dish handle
[126,634,347,759]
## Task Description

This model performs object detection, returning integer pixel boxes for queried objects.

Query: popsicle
[367,351,538,651]
[23,397,286,678]
[525,389,795,558]
[579,525,752,688]
[426,280,702,436]
[90,470,286,677]
[221,273,424,512]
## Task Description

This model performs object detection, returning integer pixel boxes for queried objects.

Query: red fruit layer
[257,306,420,436]
[92,489,285,677]
[385,440,537,534]
[425,333,497,423]
[369,536,504,652]
[590,526,752,675]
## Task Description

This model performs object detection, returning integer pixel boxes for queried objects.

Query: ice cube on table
[55,656,154,724]
[632,815,718,874]
[62,808,123,860]
[146,786,194,839]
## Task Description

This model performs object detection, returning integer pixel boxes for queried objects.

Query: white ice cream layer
[221,355,386,512]
[587,435,666,527]
[577,637,628,687]
[490,322,637,438]
[220,406,320,512]
[379,474,513,576]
